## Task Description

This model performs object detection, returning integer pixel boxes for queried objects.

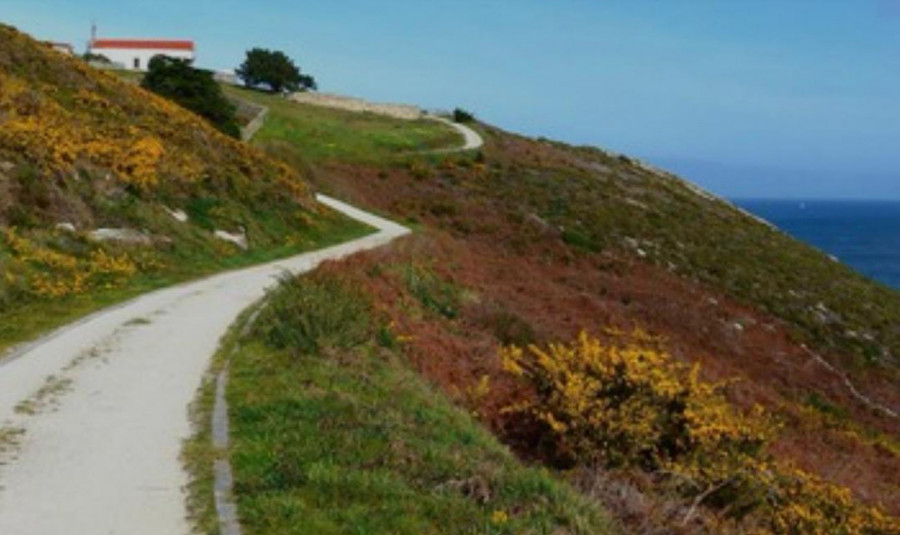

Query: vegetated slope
[222,85,462,165]
[0,25,366,351]
[187,273,615,535]
[249,105,900,532]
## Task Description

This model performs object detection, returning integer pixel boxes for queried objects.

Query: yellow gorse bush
[501,330,900,534]
[0,40,307,201]
[0,70,190,188]
[501,329,772,469]
[88,249,138,281]
[4,82,117,170]
[762,467,900,535]
[490,510,509,526]
[118,137,166,189]
[2,229,136,298]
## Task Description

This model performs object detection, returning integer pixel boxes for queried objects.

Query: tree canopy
[141,55,240,138]
[236,48,316,93]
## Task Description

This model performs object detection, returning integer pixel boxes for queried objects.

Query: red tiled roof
[91,39,195,51]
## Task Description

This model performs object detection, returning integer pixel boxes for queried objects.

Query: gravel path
[0,194,408,535]
[425,116,484,152]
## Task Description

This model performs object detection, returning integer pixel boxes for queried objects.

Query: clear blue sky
[5,1,900,199]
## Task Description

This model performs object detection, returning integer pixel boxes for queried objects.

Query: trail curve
[0,194,408,535]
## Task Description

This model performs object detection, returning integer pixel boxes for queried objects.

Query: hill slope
[185,273,615,534]
[0,25,367,351]
[229,94,900,532]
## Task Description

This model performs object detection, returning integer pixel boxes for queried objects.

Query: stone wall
[289,92,423,120]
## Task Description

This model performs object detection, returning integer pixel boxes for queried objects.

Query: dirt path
[0,194,408,535]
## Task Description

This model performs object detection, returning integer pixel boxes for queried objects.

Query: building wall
[90,48,194,71]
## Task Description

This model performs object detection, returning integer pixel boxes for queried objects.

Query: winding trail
[0,195,409,535]
[425,115,484,152]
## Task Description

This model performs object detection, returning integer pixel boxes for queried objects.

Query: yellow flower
[496,330,900,532]
[490,510,509,526]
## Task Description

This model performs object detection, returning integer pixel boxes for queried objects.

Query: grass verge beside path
[186,273,616,535]
[0,214,371,359]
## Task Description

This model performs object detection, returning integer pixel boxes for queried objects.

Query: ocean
[734,200,900,290]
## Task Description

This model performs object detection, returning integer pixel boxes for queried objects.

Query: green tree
[452,108,475,123]
[141,55,240,138]
[236,48,316,93]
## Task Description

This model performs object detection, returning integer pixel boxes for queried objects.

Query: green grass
[188,274,615,535]
[222,85,462,164]
[0,213,371,358]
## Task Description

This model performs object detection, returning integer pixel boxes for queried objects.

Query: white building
[87,38,195,71]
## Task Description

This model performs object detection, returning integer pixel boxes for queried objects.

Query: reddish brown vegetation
[307,131,900,523]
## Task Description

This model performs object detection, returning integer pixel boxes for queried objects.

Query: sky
[4,1,900,199]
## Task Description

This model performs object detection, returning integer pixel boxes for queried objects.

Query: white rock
[214,229,248,250]
[56,222,76,233]
[89,228,152,245]
[164,207,188,223]
[624,198,649,210]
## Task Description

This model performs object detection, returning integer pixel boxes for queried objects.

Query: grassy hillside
[311,124,900,391]
[217,89,900,533]
[0,25,370,353]
[187,273,615,535]
[223,85,461,165]
[487,138,899,370]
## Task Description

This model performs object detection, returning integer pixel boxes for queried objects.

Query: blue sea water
[734,200,900,290]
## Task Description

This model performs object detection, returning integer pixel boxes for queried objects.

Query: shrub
[117,136,165,189]
[501,330,772,471]
[254,275,372,354]
[1,228,136,299]
[501,330,900,533]
[0,28,306,199]
[763,467,900,535]
[453,108,475,123]
[141,55,240,138]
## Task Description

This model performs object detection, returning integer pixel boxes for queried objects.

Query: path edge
[201,195,409,534]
